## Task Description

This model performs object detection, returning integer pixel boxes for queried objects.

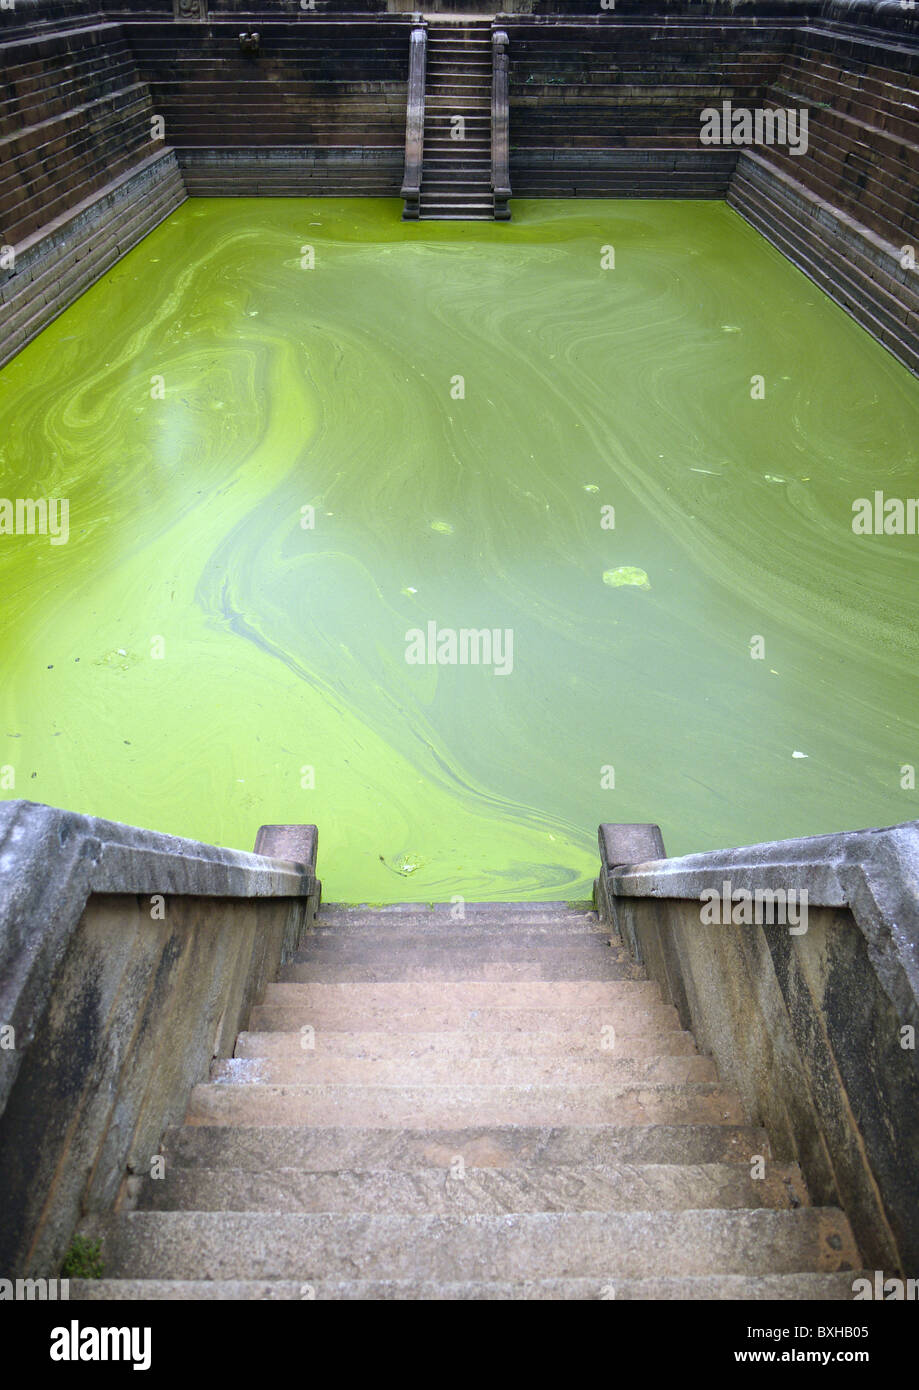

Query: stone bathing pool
[1,197,917,902]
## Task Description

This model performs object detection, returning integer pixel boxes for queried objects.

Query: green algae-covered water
[1,198,918,901]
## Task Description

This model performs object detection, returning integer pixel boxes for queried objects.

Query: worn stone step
[279,955,642,983]
[247,1001,680,1033]
[425,90,491,100]
[298,927,614,950]
[423,154,492,164]
[420,162,490,172]
[423,128,490,139]
[304,917,606,939]
[285,943,626,962]
[310,905,603,933]
[425,99,491,110]
[422,181,494,195]
[212,1053,718,1087]
[285,937,631,962]
[417,158,492,168]
[137,1161,806,1215]
[424,112,490,122]
[100,1209,860,1281]
[425,85,491,96]
[68,1272,869,1300]
[421,211,496,219]
[422,166,491,177]
[426,84,491,94]
[261,981,661,1008]
[185,1081,743,1128]
[420,148,491,157]
[302,920,612,941]
[162,1123,773,1172]
[235,1029,699,1061]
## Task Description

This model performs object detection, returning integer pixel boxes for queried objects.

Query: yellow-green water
[1,197,918,900]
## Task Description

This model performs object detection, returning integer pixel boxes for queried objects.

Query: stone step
[235,1029,699,1061]
[291,924,623,944]
[295,934,621,960]
[260,980,661,1008]
[424,106,490,117]
[298,928,617,950]
[185,1082,744,1128]
[68,1272,869,1300]
[311,904,602,932]
[425,82,492,94]
[419,157,492,169]
[320,902,593,917]
[427,60,492,70]
[279,956,643,983]
[161,1123,773,1172]
[422,141,491,151]
[99,1208,860,1281]
[425,85,491,94]
[426,96,491,107]
[422,156,492,168]
[212,1053,718,1087]
[410,209,497,219]
[425,89,491,100]
[422,182,494,197]
[137,1161,807,1216]
[246,1001,680,1033]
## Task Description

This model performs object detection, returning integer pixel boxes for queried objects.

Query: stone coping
[599,818,919,1029]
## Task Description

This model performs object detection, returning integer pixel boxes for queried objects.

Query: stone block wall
[598,820,919,1277]
[0,21,159,245]
[0,800,320,1277]
[122,18,413,193]
[504,14,794,196]
[727,17,919,373]
[0,1,916,372]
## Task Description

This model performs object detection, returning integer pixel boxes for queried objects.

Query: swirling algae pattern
[0,198,917,901]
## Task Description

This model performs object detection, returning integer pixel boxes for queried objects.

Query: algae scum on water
[1,197,918,901]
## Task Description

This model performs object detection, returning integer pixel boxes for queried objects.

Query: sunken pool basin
[1,197,917,901]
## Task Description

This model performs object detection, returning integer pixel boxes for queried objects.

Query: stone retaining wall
[0,800,320,1277]
[0,2,916,366]
[596,820,919,1277]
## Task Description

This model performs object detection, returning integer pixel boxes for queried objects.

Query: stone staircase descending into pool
[420,20,495,220]
[77,902,863,1299]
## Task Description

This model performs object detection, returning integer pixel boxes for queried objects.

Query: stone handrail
[596,819,919,1278]
[0,800,320,1275]
[491,26,511,221]
[400,22,426,220]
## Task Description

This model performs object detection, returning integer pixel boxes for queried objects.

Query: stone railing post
[491,26,511,221]
[401,22,427,220]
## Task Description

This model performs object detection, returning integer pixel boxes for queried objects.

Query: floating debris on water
[603,567,651,590]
